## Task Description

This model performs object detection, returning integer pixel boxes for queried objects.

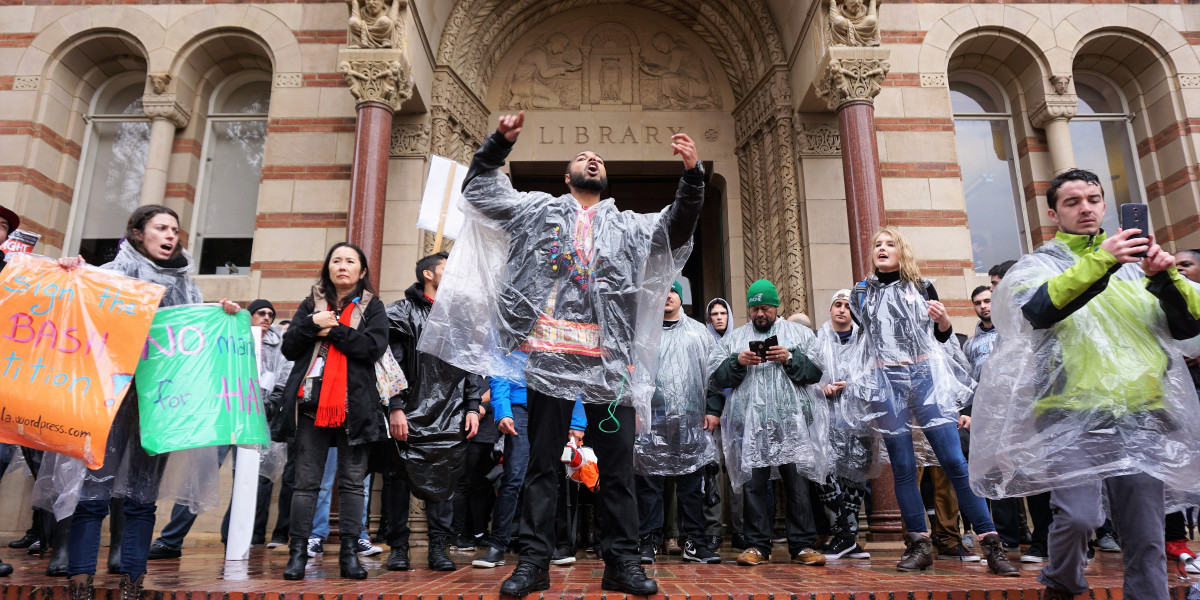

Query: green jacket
[1018,231,1200,416]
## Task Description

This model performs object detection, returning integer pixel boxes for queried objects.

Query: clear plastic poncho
[814,322,882,482]
[969,239,1200,499]
[711,319,829,490]
[419,168,692,432]
[634,315,719,476]
[843,277,975,436]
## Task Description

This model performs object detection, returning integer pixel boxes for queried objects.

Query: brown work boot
[118,574,144,600]
[736,547,769,566]
[896,532,933,572]
[1040,587,1074,600]
[790,547,826,566]
[68,574,94,600]
[979,533,1020,577]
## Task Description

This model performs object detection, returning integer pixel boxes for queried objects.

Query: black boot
[339,536,367,579]
[896,532,933,572]
[427,536,456,571]
[68,574,93,600]
[0,558,11,577]
[107,499,124,574]
[601,560,658,595]
[45,516,71,576]
[283,538,308,580]
[500,562,550,596]
[385,546,410,571]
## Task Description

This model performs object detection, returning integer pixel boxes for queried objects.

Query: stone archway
[429,0,809,315]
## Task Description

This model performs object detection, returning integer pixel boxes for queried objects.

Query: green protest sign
[135,305,269,454]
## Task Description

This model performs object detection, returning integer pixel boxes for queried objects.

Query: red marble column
[837,98,904,542]
[348,101,392,292]
[838,99,886,282]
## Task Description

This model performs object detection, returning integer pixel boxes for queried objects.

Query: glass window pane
[954,119,1025,271]
[218,80,271,115]
[950,81,1000,113]
[99,82,145,116]
[1069,119,1140,234]
[1076,80,1122,115]
[79,119,150,264]
[197,118,266,274]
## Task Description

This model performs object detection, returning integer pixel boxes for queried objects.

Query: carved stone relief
[390,123,430,157]
[1029,94,1077,129]
[347,0,405,49]
[826,0,880,47]
[796,123,841,156]
[338,48,414,111]
[498,24,722,111]
[815,57,890,111]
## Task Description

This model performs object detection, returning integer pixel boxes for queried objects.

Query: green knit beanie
[671,280,683,298]
[746,279,780,307]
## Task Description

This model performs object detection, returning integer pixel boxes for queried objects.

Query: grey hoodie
[705,297,731,342]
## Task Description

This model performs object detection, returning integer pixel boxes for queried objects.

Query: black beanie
[248,299,275,315]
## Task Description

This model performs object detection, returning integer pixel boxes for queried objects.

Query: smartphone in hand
[1120,203,1150,259]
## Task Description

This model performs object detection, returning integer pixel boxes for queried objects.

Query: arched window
[66,73,151,265]
[1069,73,1143,234]
[950,75,1027,272]
[192,72,270,274]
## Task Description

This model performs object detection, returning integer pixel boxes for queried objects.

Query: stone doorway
[510,160,726,321]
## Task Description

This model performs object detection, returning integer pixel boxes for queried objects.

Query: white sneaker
[306,537,324,558]
[356,538,383,556]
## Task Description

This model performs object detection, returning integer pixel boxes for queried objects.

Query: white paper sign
[417,155,468,241]
[0,229,40,254]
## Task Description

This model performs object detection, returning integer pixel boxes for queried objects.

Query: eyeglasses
[254,310,275,319]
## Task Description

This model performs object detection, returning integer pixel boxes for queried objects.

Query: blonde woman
[845,227,1016,576]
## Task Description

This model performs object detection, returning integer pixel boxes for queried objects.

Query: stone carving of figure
[504,33,582,109]
[828,0,880,47]
[600,58,621,101]
[348,0,404,49]
[639,32,718,109]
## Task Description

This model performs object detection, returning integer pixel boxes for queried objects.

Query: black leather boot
[385,545,410,571]
[601,560,658,595]
[107,499,124,574]
[45,516,71,576]
[68,574,93,600]
[500,562,550,596]
[0,558,11,577]
[427,535,456,571]
[896,532,933,572]
[283,538,308,580]
[339,536,367,579]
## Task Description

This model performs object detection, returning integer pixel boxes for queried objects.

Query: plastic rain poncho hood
[815,321,881,482]
[418,150,695,432]
[634,315,718,476]
[843,276,975,436]
[711,319,829,490]
[969,235,1200,499]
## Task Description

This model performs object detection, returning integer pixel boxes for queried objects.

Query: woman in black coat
[275,242,388,580]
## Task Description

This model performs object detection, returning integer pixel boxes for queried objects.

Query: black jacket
[385,282,485,501]
[273,293,390,446]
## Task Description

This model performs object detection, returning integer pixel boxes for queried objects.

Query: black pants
[636,471,705,545]
[518,390,638,568]
[288,416,369,543]
[452,441,499,541]
[271,444,296,542]
[385,461,453,547]
[743,465,817,555]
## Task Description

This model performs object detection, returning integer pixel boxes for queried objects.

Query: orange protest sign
[0,253,164,468]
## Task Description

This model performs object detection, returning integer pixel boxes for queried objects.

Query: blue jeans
[310,447,370,542]
[68,499,157,579]
[485,404,530,550]
[878,365,995,535]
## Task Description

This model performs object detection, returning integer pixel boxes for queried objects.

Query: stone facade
[1,0,1199,540]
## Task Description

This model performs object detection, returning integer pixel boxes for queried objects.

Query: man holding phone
[969,168,1200,600]
[705,279,828,567]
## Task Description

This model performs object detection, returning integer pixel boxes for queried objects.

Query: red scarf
[314,301,356,427]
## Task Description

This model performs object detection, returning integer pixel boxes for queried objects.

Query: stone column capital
[337,48,413,112]
[142,94,190,128]
[815,47,891,112]
[1029,94,1077,129]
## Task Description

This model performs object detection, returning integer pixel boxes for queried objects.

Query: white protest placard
[0,229,40,254]
[417,155,468,251]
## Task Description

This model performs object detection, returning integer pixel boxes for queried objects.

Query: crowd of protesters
[0,113,1198,600]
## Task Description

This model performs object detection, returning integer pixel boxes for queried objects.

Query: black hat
[0,204,19,232]
[248,299,276,316]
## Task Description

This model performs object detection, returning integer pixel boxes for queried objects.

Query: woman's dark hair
[319,242,375,308]
[125,205,182,260]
